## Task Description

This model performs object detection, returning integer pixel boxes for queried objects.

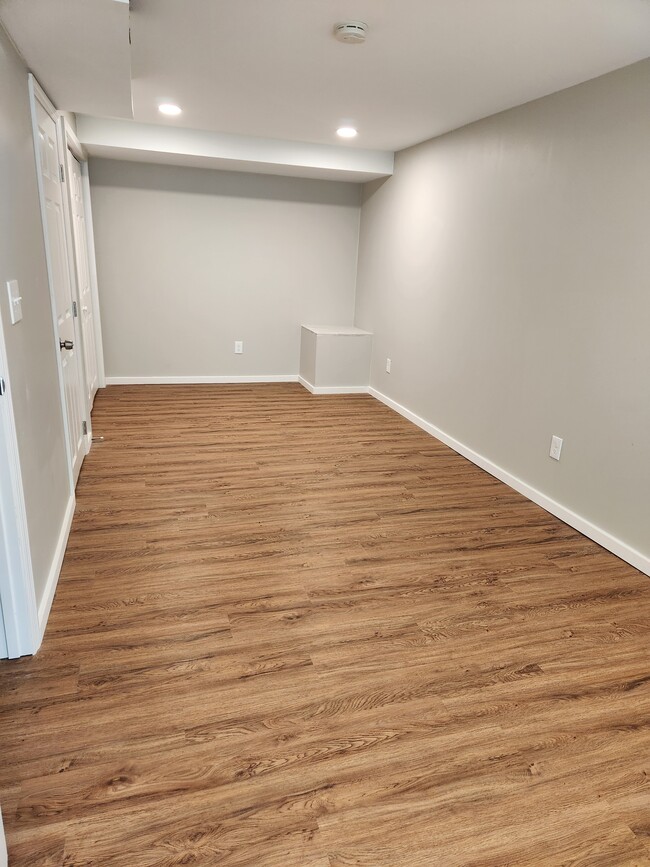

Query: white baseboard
[0,805,6,867]
[37,494,75,637]
[299,376,369,395]
[106,375,300,385]
[369,387,650,578]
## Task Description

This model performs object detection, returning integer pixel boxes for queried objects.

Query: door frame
[28,74,76,496]
[0,305,40,659]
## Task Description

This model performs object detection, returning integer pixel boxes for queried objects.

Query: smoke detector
[334,21,368,44]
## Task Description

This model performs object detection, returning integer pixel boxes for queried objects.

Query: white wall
[0,26,70,609]
[355,58,650,564]
[89,159,361,380]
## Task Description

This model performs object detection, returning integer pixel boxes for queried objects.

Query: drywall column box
[299,325,372,393]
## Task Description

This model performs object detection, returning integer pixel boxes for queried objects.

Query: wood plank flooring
[1,383,649,865]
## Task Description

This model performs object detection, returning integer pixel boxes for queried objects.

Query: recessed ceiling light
[337,126,358,139]
[158,103,182,116]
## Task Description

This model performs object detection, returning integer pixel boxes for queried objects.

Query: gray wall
[0,26,70,605]
[355,59,650,559]
[89,159,361,379]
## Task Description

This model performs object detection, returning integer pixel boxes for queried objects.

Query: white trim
[0,806,7,867]
[0,308,39,658]
[80,161,106,389]
[37,495,75,636]
[62,122,86,162]
[106,375,300,385]
[28,74,56,116]
[298,376,369,395]
[369,386,650,578]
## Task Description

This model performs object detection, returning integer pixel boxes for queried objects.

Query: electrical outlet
[550,435,563,461]
[234,341,243,354]
[385,357,391,374]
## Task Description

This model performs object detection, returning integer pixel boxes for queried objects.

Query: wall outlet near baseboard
[385,357,391,373]
[234,341,243,354]
[550,435,563,461]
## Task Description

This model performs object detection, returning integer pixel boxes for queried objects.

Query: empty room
[0,1,649,864]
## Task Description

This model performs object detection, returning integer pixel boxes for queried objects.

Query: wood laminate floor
[1,384,649,866]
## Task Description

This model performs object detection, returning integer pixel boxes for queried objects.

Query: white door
[33,95,86,483]
[66,149,98,410]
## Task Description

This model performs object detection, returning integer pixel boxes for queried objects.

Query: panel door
[66,150,98,409]
[34,98,85,483]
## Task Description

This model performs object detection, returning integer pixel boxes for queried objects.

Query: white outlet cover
[234,341,243,354]
[385,357,391,373]
[6,280,22,324]
[550,435,563,461]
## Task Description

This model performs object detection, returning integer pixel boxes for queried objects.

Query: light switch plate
[6,280,22,324]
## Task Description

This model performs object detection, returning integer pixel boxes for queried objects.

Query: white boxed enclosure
[299,325,372,394]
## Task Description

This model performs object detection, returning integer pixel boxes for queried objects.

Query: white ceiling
[0,0,132,119]
[129,0,650,151]
[1,0,649,175]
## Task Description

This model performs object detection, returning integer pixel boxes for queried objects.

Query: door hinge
[73,300,78,317]
[59,164,65,183]
[0,377,5,397]
[82,420,88,436]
